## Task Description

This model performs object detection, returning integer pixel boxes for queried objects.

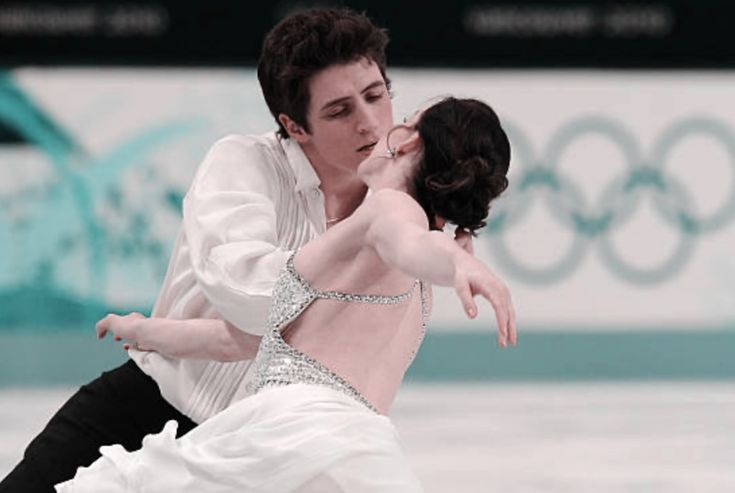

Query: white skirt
[55,384,424,493]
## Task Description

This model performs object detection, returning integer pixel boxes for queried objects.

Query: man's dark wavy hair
[413,97,511,233]
[257,8,390,139]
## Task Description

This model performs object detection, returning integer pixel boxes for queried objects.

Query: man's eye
[366,91,384,102]
[327,108,349,118]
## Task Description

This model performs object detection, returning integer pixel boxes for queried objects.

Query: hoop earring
[385,123,412,159]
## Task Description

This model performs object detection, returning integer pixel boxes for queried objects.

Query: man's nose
[355,101,379,135]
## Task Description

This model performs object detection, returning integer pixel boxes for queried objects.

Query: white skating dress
[56,254,426,492]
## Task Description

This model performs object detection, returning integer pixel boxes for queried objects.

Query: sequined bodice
[251,253,427,412]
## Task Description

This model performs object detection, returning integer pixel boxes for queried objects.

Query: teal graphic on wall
[0,70,206,330]
[484,117,735,284]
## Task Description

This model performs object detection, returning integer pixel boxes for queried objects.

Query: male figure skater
[1,8,395,491]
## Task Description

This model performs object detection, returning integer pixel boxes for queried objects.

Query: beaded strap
[263,331,379,413]
[419,280,429,326]
[286,253,419,305]
[316,282,418,304]
[403,280,429,368]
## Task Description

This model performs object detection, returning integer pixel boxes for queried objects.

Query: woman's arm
[96,313,260,361]
[364,190,517,346]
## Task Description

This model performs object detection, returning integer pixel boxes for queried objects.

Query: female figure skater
[57,96,515,492]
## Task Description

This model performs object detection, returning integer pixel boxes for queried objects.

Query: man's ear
[278,113,310,143]
[396,132,422,156]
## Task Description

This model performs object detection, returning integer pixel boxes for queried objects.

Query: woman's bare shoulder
[295,190,425,277]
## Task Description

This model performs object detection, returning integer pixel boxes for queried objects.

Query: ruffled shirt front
[130,132,329,423]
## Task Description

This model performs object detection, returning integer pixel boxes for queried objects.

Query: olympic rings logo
[483,116,735,285]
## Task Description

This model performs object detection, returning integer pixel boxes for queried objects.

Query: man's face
[295,58,394,176]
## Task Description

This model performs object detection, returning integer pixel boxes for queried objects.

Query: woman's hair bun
[412,98,511,232]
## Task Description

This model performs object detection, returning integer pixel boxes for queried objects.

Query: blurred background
[1,0,733,491]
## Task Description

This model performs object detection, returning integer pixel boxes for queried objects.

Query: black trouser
[0,360,196,493]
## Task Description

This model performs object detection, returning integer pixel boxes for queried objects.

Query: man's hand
[454,226,474,255]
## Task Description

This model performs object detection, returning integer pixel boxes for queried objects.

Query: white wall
[2,68,734,332]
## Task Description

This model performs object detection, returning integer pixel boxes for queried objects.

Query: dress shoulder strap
[419,280,430,327]
[287,252,419,305]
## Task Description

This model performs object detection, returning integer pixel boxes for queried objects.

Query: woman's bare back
[284,234,430,414]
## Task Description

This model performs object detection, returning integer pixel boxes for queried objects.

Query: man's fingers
[463,235,474,255]
[454,227,474,255]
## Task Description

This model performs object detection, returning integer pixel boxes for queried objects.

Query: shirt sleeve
[182,135,294,336]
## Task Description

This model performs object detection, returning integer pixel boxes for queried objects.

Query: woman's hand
[96,312,153,352]
[96,313,261,360]
[452,252,517,347]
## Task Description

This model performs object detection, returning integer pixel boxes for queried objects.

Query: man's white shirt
[130,132,328,423]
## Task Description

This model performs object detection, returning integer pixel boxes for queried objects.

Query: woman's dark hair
[257,8,390,139]
[413,97,511,233]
